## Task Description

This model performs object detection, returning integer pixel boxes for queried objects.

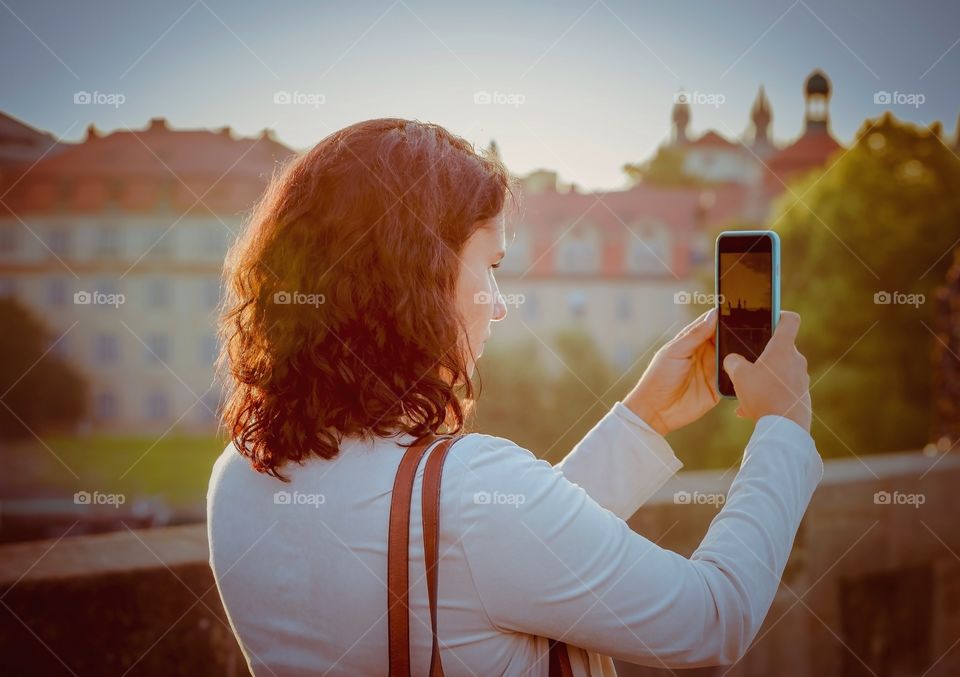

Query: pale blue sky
[2,0,958,189]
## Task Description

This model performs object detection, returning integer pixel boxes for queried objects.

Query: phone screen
[716,234,775,398]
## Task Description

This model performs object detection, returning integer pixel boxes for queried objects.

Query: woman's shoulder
[444,432,573,506]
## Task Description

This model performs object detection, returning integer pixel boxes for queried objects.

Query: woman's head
[219,118,513,478]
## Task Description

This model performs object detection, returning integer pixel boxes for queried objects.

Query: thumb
[723,353,747,379]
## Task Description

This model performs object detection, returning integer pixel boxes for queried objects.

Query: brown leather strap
[387,435,441,677]
[549,638,574,677]
[388,433,575,677]
[422,436,457,677]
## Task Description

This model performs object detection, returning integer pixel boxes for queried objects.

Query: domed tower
[750,85,774,155]
[804,69,831,134]
[672,91,691,145]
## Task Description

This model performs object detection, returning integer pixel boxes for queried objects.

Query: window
[146,226,173,259]
[95,226,121,258]
[0,226,17,254]
[627,222,671,274]
[557,226,600,274]
[94,391,118,421]
[568,290,587,318]
[47,226,72,257]
[144,333,170,363]
[498,230,531,274]
[202,226,229,258]
[524,292,538,320]
[201,279,221,309]
[146,279,171,307]
[616,293,632,321]
[48,278,68,306]
[200,334,218,364]
[94,333,120,365]
[145,390,170,422]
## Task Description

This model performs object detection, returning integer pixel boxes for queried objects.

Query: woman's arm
[452,416,823,668]
[555,401,682,521]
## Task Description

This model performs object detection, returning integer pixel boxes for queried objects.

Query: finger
[735,405,745,418]
[765,311,801,353]
[723,353,747,379]
[666,308,718,356]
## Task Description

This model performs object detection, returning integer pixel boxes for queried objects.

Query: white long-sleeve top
[207,402,823,676]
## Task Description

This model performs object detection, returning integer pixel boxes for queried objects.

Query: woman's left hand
[623,308,720,436]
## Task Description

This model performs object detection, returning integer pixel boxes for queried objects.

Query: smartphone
[715,230,780,399]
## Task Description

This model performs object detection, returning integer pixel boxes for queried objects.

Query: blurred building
[0,116,293,433]
[0,70,884,431]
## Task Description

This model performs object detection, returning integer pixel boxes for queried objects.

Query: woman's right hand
[722,311,812,432]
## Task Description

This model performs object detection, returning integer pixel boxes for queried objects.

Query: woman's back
[208,403,822,676]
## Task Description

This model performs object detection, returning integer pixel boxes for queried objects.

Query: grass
[2,434,227,509]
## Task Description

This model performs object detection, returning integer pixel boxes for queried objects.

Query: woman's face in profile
[456,215,509,376]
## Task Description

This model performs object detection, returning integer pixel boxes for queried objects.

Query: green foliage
[772,113,960,456]
[623,145,706,187]
[0,298,88,439]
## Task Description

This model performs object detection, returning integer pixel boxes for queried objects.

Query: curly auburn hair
[217,118,513,479]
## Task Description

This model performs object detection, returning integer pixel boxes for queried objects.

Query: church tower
[803,69,832,134]
[672,92,691,145]
[750,85,775,157]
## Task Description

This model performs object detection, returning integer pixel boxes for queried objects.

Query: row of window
[94,389,221,423]
[0,223,233,259]
[54,332,219,367]
[0,277,222,309]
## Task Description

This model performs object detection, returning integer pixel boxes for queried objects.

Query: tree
[0,298,88,439]
[623,145,706,187]
[772,113,960,457]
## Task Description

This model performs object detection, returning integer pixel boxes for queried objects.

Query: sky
[2,0,959,190]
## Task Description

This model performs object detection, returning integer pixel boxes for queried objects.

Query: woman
[208,118,822,676]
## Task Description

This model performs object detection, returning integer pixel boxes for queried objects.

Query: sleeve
[555,400,683,520]
[453,415,824,668]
